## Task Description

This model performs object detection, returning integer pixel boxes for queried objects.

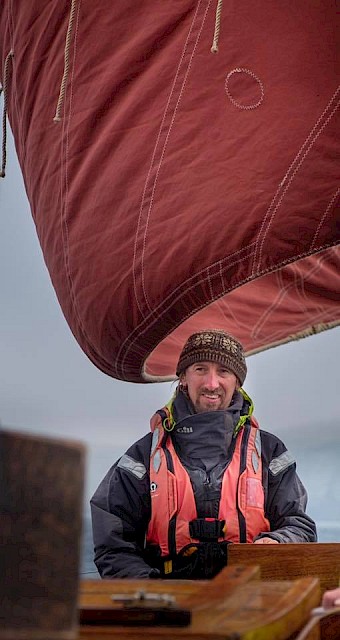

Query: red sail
[1,1,339,382]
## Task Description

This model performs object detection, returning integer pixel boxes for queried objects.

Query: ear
[179,372,187,387]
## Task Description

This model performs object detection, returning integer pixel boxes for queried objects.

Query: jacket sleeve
[255,431,317,543]
[90,435,160,578]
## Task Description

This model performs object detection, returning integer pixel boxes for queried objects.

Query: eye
[219,367,232,376]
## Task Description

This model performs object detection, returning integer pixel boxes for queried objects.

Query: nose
[204,370,219,390]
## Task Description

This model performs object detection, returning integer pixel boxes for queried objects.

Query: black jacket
[90,391,317,579]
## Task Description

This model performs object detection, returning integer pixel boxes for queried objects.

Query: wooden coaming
[79,567,319,640]
[228,544,340,594]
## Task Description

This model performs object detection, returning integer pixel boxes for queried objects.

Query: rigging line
[0,50,14,178]
[211,0,223,53]
[53,0,77,122]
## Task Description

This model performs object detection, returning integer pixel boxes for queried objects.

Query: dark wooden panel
[0,429,85,639]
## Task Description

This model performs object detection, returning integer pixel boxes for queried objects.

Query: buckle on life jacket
[189,518,226,541]
[164,559,173,575]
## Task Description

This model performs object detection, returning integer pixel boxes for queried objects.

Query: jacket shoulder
[259,429,296,476]
[124,433,153,467]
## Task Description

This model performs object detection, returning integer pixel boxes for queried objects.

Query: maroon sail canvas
[1,1,339,382]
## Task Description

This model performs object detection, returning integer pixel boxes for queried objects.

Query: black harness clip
[189,518,226,541]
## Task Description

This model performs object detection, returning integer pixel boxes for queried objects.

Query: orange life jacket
[146,409,270,559]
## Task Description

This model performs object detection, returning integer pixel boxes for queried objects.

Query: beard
[193,389,226,413]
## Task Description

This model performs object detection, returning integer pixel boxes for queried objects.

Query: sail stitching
[132,1,204,317]
[121,244,255,361]
[252,85,340,276]
[280,263,321,329]
[219,262,226,292]
[251,247,338,340]
[134,241,254,330]
[140,2,211,313]
[291,262,323,318]
[225,68,264,110]
[246,319,340,359]
[118,243,256,373]
[253,306,338,346]
[252,263,309,340]
[253,87,340,275]
[136,1,212,316]
[310,187,340,251]
[207,266,214,300]
[53,0,77,123]
[61,0,82,325]
[255,96,339,275]
[0,50,14,178]
[211,0,223,53]
[216,269,252,337]
[59,0,98,360]
[117,239,338,378]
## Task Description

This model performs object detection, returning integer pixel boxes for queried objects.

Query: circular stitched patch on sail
[225,68,264,110]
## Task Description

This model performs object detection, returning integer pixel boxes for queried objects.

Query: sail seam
[132,2,203,316]
[246,321,340,359]
[140,1,210,313]
[118,242,257,371]
[310,187,340,251]
[59,0,99,361]
[117,241,339,378]
[133,0,212,316]
[250,247,338,340]
[252,85,340,276]
[133,241,254,329]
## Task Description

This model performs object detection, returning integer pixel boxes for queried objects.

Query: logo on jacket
[176,426,193,433]
[150,481,158,492]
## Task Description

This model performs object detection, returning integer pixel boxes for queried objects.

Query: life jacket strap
[189,518,226,541]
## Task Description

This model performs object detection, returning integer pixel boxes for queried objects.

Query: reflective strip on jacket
[146,410,270,555]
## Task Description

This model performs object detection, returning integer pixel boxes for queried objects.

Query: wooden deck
[78,544,340,640]
[79,566,319,640]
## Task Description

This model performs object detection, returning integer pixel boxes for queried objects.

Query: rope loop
[211,0,223,53]
[1,50,14,178]
[53,0,77,123]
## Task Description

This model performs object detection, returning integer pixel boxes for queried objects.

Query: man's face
[180,361,239,413]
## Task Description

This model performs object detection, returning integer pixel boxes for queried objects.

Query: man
[91,329,317,579]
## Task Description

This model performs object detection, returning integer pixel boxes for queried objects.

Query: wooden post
[0,429,85,639]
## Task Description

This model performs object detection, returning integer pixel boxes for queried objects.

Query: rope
[0,50,14,178]
[53,0,77,122]
[211,0,223,53]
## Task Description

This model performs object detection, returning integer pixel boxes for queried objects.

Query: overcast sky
[1,128,339,454]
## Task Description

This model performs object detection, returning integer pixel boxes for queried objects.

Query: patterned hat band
[176,330,247,386]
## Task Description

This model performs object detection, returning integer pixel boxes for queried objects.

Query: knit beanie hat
[176,329,247,385]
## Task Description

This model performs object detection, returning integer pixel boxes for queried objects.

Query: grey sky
[1,128,340,524]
